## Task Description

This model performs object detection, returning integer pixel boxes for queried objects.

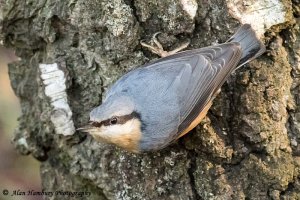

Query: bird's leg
[140,32,190,58]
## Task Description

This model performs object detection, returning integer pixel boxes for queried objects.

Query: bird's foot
[140,32,190,58]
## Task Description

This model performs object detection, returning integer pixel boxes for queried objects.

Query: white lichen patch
[226,0,288,37]
[39,63,75,136]
[180,0,198,19]
[17,138,29,149]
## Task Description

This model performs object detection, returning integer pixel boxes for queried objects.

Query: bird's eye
[110,117,118,125]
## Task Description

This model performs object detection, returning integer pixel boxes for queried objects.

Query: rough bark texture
[1,0,300,199]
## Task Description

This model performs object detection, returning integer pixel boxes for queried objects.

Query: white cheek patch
[88,118,142,151]
[101,119,137,136]
[102,124,125,136]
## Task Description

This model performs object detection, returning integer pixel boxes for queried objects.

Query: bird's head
[79,95,143,153]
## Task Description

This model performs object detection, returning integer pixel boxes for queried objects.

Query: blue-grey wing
[142,43,242,136]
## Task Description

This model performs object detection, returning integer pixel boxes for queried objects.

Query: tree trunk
[1,0,299,199]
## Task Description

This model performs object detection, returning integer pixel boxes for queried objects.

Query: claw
[140,33,190,58]
[152,32,163,50]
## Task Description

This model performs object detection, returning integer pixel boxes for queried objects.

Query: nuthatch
[79,24,265,153]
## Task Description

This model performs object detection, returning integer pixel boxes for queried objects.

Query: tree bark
[1,0,300,199]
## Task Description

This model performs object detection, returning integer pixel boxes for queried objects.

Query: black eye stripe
[91,111,141,127]
[91,121,102,127]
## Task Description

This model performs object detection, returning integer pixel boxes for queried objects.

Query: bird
[78,24,266,153]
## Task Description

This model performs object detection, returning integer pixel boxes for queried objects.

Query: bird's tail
[227,24,266,67]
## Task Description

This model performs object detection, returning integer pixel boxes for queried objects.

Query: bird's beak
[76,123,94,132]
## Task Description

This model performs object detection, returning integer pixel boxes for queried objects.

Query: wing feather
[174,43,242,136]
[139,43,242,137]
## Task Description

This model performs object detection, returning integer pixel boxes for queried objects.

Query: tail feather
[227,24,266,66]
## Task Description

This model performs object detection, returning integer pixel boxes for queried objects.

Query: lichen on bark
[1,0,300,199]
